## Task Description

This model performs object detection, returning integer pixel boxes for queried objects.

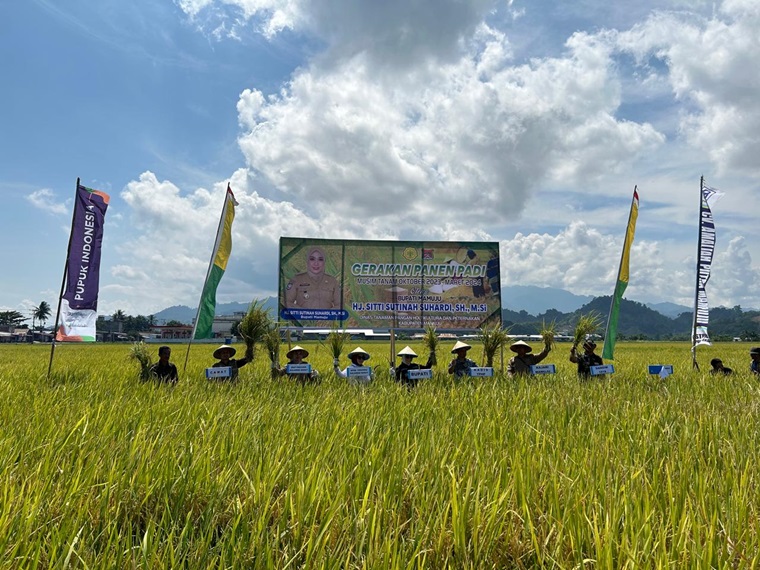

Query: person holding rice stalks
[569,340,603,380]
[148,346,178,384]
[334,346,373,385]
[276,345,320,383]
[394,346,433,388]
[211,344,252,382]
[507,339,551,377]
[448,341,477,378]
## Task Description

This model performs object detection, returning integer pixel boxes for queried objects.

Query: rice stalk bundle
[540,320,557,350]
[478,323,509,367]
[573,312,603,349]
[263,324,281,380]
[325,324,350,360]
[128,341,152,380]
[238,300,272,360]
[422,325,439,365]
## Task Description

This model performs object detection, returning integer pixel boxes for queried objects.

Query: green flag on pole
[602,187,639,360]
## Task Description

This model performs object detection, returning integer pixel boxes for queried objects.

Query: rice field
[1,341,760,568]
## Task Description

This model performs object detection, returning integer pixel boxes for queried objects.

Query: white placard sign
[206,366,232,379]
[468,367,493,377]
[590,364,615,376]
[648,365,674,375]
[531,364,557,375]
[286,363,312,374]
[347,366,371,378]
[407,368,433,380]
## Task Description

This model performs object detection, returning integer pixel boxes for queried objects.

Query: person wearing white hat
[211,344,252,382]
[334,346,373,385]
[394,346,433,387]
[507,339,550,377]
[448,340,477,378]
[275,345,319,383]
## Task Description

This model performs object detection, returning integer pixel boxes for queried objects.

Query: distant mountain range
[153,299,278,324]
[152,287,693,324]
[146,288,760,341]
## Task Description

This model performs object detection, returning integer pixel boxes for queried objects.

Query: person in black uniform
[393,346,433,387]
[569,340,603,380]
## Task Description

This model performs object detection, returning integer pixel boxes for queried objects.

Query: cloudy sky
[2,0,759,321]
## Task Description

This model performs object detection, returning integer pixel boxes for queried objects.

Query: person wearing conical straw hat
[394,346,433,388]
[211,344,252,382]
[569,340,603,380]
[448,340,476,378]
[334,346,373,385]
[507,339,550,378]
[275,345,319,383]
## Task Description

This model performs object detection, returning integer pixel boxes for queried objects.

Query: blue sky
[2,0,759,322]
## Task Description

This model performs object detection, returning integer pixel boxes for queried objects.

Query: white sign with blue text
[206,366,232,379]
[287,363,312,374]
[531,364,557,375]
[590,364,615,376]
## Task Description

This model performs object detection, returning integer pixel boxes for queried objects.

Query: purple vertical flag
[56,184,110,342]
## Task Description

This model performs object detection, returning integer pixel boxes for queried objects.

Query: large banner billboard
[279,238,501,330]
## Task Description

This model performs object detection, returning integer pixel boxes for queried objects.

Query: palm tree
[33,301,52,331]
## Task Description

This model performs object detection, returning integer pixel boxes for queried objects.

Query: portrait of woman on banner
[285,246,341,309]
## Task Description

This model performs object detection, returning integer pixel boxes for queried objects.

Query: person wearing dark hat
[148,345,179,384]
[507,339,551,377]
[569,340,603,380]
[276,345,319,383]
[750,347,760,375]
[334,346,373,385]
[394,346,433,387]
[448,340,477,378]
[211,344,252,382]
[709,358,733,375]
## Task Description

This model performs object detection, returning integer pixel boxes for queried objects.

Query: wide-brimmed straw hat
[347,346,370,360]
[751,347,760,356]
[213,344,236,359]
[287,345,309,358]
[451,340,471,353]
[397,346,418,358]
[510,340,533,353]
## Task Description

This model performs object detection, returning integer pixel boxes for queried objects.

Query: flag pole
[183,183,231,373]
[47,178,80,379]
[690,176,705,370]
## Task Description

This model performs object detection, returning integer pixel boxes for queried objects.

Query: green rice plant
[422,324,439,365]
[324,323,350,360]
[478,323,509,367]
[540,319,557,350]
[573,311,603,349]
[263,323,281,380]
[127,341,152,380]
[237,299,272,360]
[1,341,759,567]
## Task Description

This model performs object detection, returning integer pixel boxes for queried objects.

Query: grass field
[1,341,759,568]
